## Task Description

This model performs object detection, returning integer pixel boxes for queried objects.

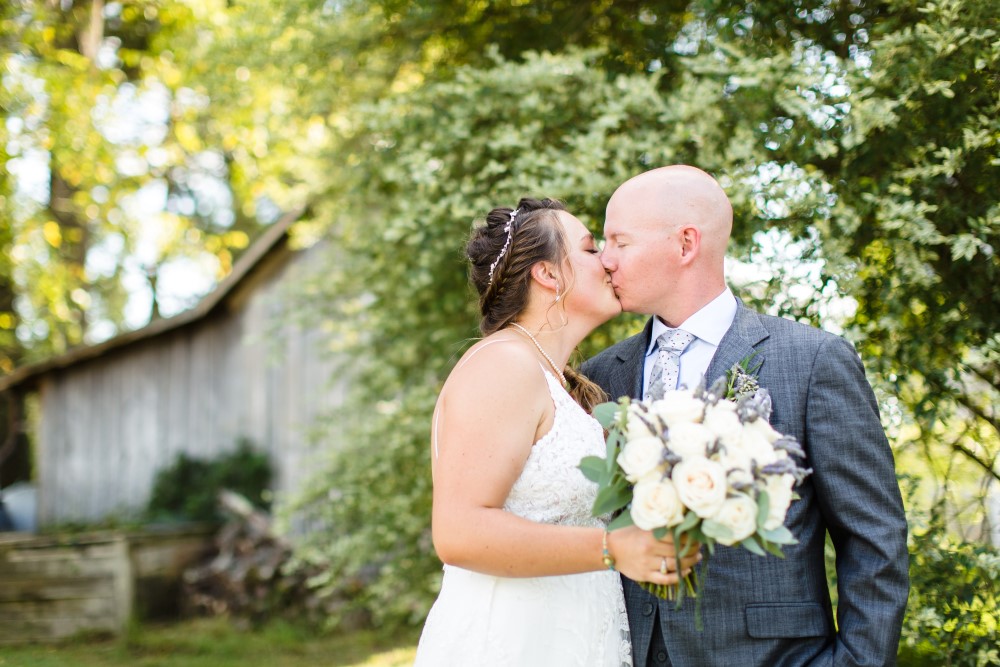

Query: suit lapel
[611,318,655,400]
[705,301,770,385]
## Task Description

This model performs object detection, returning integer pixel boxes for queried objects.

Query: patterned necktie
[647,329,696,400]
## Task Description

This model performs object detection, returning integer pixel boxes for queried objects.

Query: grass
[0,617,419,667]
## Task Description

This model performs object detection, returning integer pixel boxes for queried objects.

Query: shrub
[147,439,272,523]
[898,512,1000,666]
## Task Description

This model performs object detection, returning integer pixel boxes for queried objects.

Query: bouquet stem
[639,569,704,631]
[639,571,698,603]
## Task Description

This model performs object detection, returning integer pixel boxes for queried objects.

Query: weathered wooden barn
[0,210,344,528]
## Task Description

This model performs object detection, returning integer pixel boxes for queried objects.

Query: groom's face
[601,199,678,316]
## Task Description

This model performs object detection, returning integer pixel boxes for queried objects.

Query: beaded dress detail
[415,367,632,666]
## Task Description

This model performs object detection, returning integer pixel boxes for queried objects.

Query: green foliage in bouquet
[580,360,811,634]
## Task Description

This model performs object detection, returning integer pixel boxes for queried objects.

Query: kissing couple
[414,165,909,666]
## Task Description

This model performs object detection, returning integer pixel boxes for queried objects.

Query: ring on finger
[659,557,668,575]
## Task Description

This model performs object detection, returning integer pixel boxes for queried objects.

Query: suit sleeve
[806,336,909,666]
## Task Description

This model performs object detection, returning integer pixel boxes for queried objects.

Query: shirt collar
[646,288,738,357]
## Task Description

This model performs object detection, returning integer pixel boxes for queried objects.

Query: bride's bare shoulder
[444,334,543,399]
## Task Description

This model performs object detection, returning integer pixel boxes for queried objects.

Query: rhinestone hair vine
[487,207,519,286]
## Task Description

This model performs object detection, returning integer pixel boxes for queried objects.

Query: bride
[414,198,699,666]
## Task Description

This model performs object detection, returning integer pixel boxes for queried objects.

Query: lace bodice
[503,369,608,527]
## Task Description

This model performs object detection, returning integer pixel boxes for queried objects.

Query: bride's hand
[606,527,702,585]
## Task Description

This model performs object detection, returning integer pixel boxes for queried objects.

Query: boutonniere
[724,354,771,421]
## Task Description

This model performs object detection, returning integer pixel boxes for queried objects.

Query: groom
[582,166,909,666]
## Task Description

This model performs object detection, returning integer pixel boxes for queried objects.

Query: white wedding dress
[414,366,632,667]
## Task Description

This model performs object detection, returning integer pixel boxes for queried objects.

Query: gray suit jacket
[581,302,909,666]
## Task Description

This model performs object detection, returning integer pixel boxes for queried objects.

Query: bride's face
[554,211,622,325]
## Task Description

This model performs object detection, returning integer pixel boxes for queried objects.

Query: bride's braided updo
[467,197,607,411]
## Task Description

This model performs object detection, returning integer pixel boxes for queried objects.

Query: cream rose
[741,428,779,467]
[718,453,755,490]
[664,421,714,460]
[712,495,759,545]
[762,473,796,530]
[744,416,782,444]
[671,457,727,519]
[625,406,659,441]
[651,389,705,427]
[630,475,686,530]
[617,436,664,483]
[703,401,743,445]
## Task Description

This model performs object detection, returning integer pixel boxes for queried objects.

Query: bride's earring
[554,283,560,303]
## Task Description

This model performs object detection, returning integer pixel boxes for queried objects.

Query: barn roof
[0,207,307,393]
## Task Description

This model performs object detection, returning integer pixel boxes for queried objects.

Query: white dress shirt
[643,288,738,399]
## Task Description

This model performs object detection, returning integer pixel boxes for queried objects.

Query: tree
[668,0,1000,521]
[288,0,999,630]
[288,50,679,626]
[0,0,276,361]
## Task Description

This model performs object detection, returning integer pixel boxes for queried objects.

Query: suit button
[656,650,668,663]
[642,602,654,616]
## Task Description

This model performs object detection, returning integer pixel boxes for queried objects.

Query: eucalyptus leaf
[741,537,767,557]
[676,510,700,534]
[607,511,635,531]
[756,490,771,530]
[579,456,607,483]
[593,484,631,516]
[758,525,797,545]
[592,402,620,428]
[701,520,735,541]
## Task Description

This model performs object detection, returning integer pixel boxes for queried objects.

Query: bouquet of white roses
[580,363,811,611]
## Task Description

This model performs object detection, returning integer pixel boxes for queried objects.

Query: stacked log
[181,491,371,629]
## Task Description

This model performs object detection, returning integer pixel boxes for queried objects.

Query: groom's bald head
[611,165,733,261]
[602,165,732,324]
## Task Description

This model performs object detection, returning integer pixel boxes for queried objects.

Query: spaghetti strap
[433,338,519,460]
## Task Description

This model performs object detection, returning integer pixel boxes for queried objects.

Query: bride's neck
[508,319,585,369]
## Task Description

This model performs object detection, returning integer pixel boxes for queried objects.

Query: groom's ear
[678,225,701,263]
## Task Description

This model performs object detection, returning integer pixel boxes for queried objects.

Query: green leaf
[676,510,700,533]
[593,482,632,516]
[605,429,623,469]
[579,456,607,483]
[761,540,787,558]
[701,519,734,541]
[756,490,771,529]
[741,536,767,556]
[758,525,797,545]
[607,511,635,530]
[592,402,620,428]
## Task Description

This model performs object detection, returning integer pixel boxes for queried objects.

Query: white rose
[703,402,743,444]
[712,495,759,546]
[761,473,796,530]
[617,436,664,483]
[664,421,714,460]
[744,417,782,444]
[630,475,686,530]
[671,457,727,519]
[651,389,705,427]
[741,428,779,467]
[719,456,755,490]
[625,406,659,441]
[715,432,754,481]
